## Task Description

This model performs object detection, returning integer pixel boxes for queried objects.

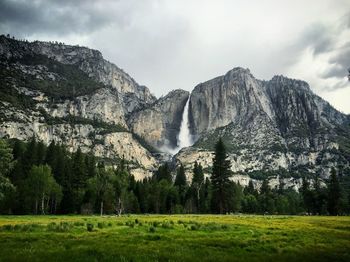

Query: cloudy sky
[1,0,350,113]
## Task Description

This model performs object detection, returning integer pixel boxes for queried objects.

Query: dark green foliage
[2,53,104,100]
[188,161,205,213]
[211,138,233,213]
[154,163,172,182]
[0,139,15,205]
[328,169,341,215]
[0,137,349,215]
[175,164,187,206]
[86,223,94,232]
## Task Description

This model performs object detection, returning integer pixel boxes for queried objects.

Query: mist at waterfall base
[161,97,194,155]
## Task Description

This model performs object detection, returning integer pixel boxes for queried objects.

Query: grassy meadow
[0,215,349,261]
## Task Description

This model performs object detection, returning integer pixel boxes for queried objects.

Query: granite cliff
[1,36,349,188]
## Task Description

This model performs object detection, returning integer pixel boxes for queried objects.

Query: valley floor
[0,215,349,261]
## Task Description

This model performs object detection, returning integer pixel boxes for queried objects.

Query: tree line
[0,138,349,215]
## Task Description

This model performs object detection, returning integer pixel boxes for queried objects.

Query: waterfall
[177,97,192,149]
[161,96,193,155]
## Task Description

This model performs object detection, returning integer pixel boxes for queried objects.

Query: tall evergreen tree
[259,179,275,214]
[191,161,205,212]
[175,164,187,206]
[71,148,87,212]
[22,137,38,177]
[328,169,341,215]
[154,163,172,182]
[211,138,232,214]
[301,177,313,214]
[0,139,15,204]
[313,174,327,214]
[244,180,257,196]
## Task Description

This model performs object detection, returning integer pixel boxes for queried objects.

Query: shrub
[47,222,57,231]
[161,222,173,229]
[97,222,105,229]
[1,224,13,231]
[221,224,229,230]
[125,221,135,228]
[48,222,72,232]
[190,225,199,231]
[149,226,156,233]
[87,223,94,232]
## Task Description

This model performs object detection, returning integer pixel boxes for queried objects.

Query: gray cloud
[323,42,350,78]
[0,0,349,112]
[285,12,350,90]
[0,0,117,36]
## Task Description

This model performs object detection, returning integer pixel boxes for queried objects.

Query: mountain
[176,67,350,188]
[0,35,167,179]
[1,36,349,186]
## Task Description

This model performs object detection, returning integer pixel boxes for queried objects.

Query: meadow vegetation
[0,215,349,261]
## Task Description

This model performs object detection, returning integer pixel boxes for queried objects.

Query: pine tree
[244,180,257,196]
[313,174,327,214]
[301,177,313,214]
[154,163,172,182]
[259,179,275,214]
[36,141,46,165]
[211,138,232,214]
[71,148,87,212]
[328,169,341,215]
[45,141,57,168]
[22,137,38,177]
[191,161,204,212]
[0,139,15,203]
[175,164,187,206]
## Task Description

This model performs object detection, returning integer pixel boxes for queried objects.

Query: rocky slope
[177,67,350,187]
[1,36,349,187]
[128,89,189,151]
[0,35,163,176]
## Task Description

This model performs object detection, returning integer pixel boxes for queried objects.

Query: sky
[1,0,350,113]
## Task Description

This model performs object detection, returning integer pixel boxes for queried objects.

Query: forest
[0,138,349,215]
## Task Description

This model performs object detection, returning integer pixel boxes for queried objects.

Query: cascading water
[161,96,193,155]
[177,97,192,148]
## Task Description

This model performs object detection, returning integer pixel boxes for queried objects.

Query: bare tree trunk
[100,201,103,216]
[115,197,123,216]
[35,199,38,215]
[197,188,200,212]
[46,197,50,214]
[41,193,45,215]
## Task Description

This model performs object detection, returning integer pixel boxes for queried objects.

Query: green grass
[0,215,349,261]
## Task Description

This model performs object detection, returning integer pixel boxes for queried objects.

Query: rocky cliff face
[1,36,349,186]
[178,67,350,185]
[0,36,160,176]
[128,90,189,151]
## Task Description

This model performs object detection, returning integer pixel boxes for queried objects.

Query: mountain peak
[270,75,311,92]
[226,67,251,76]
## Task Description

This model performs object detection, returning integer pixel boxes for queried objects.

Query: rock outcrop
[178,67,350,184]
[1,36,349,186]
[128,90,189,150]
[0,35,159,176]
